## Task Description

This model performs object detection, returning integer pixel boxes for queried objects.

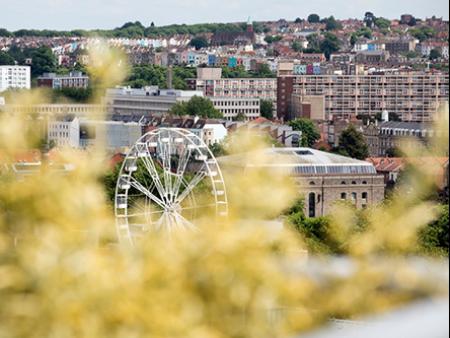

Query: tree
[264,35,282,44]
[305,34,321,53]
[288,118,321,147]
[294,18,304,24]
[30,46,57,77]
[307,14,320,23]
[292,41,303,52]
[324,16,342,31]
[374,17,391,29]
[364,12,376,28]
[189,36,209,50]
[420,204,449,254]
[260,100,274,119]
[0,51,15,65]
[337,125,369,160]
[169,96,223,119]
[233,112,246,121]
[320,33,341,60]
[429,49,442,60]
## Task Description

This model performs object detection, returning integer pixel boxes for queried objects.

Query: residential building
[0,65,31,92]
[228,117,302,147]
[367,157,449,190]
[219,147,385,217]
[37,71,89,89]
[277,73,449,122]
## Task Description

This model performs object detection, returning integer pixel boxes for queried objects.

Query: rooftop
[219,147,377,175]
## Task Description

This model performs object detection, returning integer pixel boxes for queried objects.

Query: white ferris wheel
[114,128,228,244]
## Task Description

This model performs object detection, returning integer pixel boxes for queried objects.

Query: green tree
[364,12,376,28]
[264,35,283,44]
[409,26,436,42]
[292,41,303,52]
[307,14,321,23]
[233,112,246,121]
[30,46,57,77]
[305,34,321,53]
[260,99,274,119]
[294,18,304,24]
[320,33,341,60]
[374,17,391,29]
[324,16,342,31]
[189,36,209,50]
[288,118,321,147]
[429,49,442,60]
[170,96,223,119]
[337,124,369,160]
[0,51,15,65]
[420,204,449,255]
[0,28,13,37]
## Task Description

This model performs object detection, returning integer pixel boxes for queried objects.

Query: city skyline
[0,0,449,31]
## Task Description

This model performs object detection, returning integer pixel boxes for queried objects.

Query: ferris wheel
[114,128,228,244]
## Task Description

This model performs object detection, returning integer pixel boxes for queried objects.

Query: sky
[0,0,448,31]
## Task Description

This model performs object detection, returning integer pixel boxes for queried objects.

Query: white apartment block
[210,97,261,121]
[286,73,449,122]
[0,65,31,92]
[48,115,80,148]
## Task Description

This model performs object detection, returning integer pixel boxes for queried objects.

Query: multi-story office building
[2,103,104,116]
[48,115,80,148]
[209,97,260,121]
[0,65,31,92]
[186,68,277,110]
[106,86,261,121]
[105,87,204,116]
[277,73,449,122]
[37,71,89,89]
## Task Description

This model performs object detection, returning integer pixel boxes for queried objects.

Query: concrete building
[186,68,277,109]
[105,87,204,116]
[219,147,385,217]
[0,65,31,92]
[37,71,89,89]
[79,120,142,150]
[3,103,104,116]
[209,97,260,121]
[48,115,80,148]
[277,73,449,122]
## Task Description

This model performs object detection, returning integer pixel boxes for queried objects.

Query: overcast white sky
[0,0,448,31]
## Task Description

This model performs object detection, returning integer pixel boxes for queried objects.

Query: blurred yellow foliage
[0,43,448,338]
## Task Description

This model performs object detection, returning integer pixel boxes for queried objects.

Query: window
[362,192,368,201]
[351,192,357,203]
[341,181,347,185]
[352,181,357,185]
[309,181,316,185]
[341,192,347,200]
[308,193,316,218]
[362,181,368,185]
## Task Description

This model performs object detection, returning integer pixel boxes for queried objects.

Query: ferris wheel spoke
[128,176,166,210]
[140,155,167,203]
[172,146,192,203]
[173,212,198,231]
[175,170,207,205]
